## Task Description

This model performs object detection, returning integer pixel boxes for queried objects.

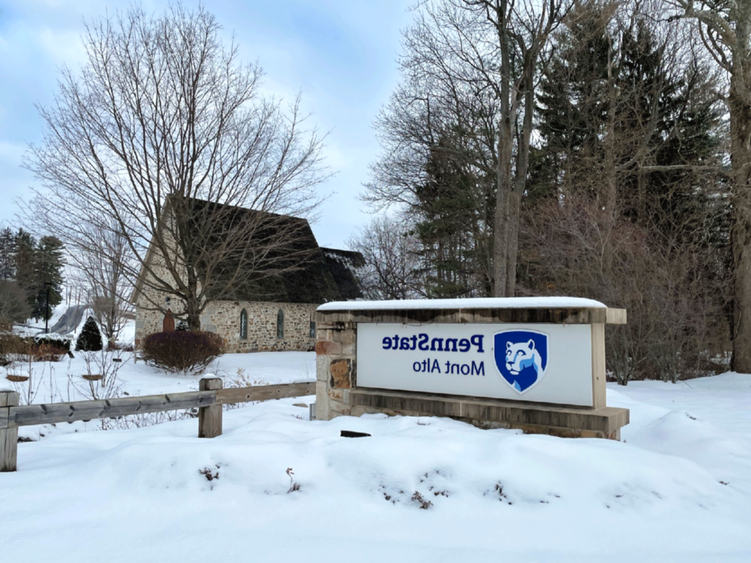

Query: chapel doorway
[163,309,175,332]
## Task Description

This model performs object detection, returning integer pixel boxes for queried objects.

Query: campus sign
[357,322,594,407]
[314,298,629,439]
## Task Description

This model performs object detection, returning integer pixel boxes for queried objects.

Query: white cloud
[38,26,87,68]
[0,140,25,164]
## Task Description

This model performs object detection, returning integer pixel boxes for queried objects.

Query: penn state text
[381,333,485,353]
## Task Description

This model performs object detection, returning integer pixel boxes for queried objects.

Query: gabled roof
[321,248,366,300]
[134,197,363,305]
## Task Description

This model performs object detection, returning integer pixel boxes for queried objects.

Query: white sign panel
[357,323,593,407]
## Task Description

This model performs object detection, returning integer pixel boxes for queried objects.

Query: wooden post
[591,323,607,409]
[198,378,223,438]
[1,390,19,472]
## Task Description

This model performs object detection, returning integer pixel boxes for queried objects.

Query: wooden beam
[3,391,216,429]
[216,382,315,405]
[591,323,607,409]
[198,378,223,438]
[605,308,627,324]
[0,383,317,431]
[0,391,19,472]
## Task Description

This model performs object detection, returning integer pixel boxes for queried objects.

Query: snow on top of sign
[318,296,607,311]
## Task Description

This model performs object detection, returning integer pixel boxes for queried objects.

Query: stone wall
[132,221,319,353]
[314,320,357,420]
[136,297,318,352]
[201,300,318,353]
[134,282,172,346]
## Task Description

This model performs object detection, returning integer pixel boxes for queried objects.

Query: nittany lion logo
[494,330,549,393]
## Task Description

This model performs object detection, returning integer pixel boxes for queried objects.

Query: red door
[163,309,175,332]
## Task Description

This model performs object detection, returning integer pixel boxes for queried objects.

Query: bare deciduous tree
[77,223,132,346]
[520,0,731,383]
[347,214,426,300]
[520,191,730,384]
[464,0,570,296]
[364,0,569,296]
[24,4,328,330]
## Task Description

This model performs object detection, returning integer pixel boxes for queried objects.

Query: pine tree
[11,230,66,321]
[14,229,37,314]
[31,236,65,320]
[414,135,486,297]
[0,228,16,281]
[76,316,103,351]
[0,280,32,323]
[535,1,611,202]
[534,4,724,231]
[525,2,730,382]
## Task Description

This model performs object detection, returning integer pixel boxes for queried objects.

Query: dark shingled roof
[321,248,366,300]
[182,198,363,304]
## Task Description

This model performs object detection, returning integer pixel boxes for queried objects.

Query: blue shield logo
[494,330,549,393]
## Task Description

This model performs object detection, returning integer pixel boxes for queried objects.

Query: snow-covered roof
[318,296,607,311]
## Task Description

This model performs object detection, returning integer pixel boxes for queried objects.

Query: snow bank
[1,354,750,562]
[2,391,749,563]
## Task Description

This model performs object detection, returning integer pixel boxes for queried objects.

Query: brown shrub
[518,194,731,384]
[141,330,225,374]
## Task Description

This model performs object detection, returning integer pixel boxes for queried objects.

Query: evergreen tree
[534,0,611,202]
[534,4,725,233]
[76,316,103,351]
[0,228,15,281]
[11,230,65,321]
[525,2,730,382]
[14,229,37,312]
[414,135,490,297]
[0,280,32,323]
[31,236,65,320]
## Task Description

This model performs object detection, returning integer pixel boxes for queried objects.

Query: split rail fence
[0,378,315,472]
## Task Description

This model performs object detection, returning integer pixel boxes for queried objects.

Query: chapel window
[277,309,284,339]
[240,309,248,340]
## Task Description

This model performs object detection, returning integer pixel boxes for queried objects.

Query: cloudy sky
[0,0,413,248]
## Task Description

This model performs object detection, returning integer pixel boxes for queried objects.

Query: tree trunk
[493,0,513,298]
[493,168,510,296]
[729,85,751,372]
[505,82,536,297]
[729,7,751,373]
[603,31,618,229]
[186,297,202,331]
[505,190,522,296]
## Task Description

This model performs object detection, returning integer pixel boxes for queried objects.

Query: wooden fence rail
[0,378,316,472]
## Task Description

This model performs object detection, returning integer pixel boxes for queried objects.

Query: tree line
[352,0,740,383]
[0,228,65,323]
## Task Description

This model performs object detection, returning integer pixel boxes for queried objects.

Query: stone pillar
[315,320,357,420]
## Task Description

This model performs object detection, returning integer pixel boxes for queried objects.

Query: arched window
[240,309,248,340]
[276,309,284,339]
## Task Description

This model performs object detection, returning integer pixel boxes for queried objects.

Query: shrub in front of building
[34,333,71,353]
[141,330,225,374]
[76,316,103,352]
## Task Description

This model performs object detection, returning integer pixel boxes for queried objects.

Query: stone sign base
[347,388,629,440]
[314,298,630,441]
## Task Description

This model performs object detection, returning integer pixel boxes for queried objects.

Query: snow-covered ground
[1,350,750,562]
